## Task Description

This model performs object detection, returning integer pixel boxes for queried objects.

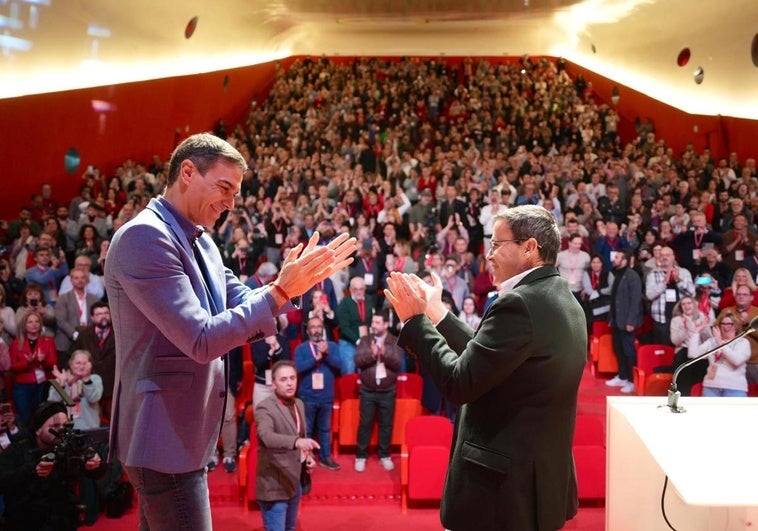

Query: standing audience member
[58,254,106,300]
[336,276,374,375]
[645,246,695,345]
[671,211,722,275]
[25,246,68,307]
[669,296,712,396]
[353,310,403,473]
[71,301,116,420]
[582,255,614,329]
[0,285,18,341]
[14,284,55,336]
[385,206,586,531]
[0,259,25,311]
[251,317,291,408]
[103,133,355,530]
[9,312,57,427]
[556,234,591,302]
[294,317,341,471]
[255,361,318,531]
[689,312,751,397]
[54,269,99,368]
[605,249,643,393]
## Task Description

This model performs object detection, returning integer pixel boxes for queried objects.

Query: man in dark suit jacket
[72,301,116,419]
[336,276,375,374]
[104,134,355,530]
[387,205,586,531]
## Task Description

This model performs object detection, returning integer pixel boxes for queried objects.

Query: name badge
[665,288,677,303]
[736,250,745,261]
[0,433,10,449]
[35,369,46,384]
[364,273,374,286]
[275,233,283,245]
[692,249,700,260]
[312,372,324,390]
[375,361,387,380]
[265,369,272,386]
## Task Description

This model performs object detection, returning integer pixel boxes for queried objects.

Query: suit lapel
[274,399,299,436]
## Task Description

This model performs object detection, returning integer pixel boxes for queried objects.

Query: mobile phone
[320,294,329,306]
[0,403,12,416]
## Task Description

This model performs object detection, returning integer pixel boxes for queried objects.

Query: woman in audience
[458,295,482,330]
[0,258,25,311]
[14,284,55,335]
[9,311,57,426]
[688,311,750,397]
[669,296,712,395]
[48,349,102,429]
[718,267,758,310]
[582,254,614,330]
[75,223,101,266]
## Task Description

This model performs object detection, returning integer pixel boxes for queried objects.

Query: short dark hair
[90,301,110,316]
[166,133,247,186]
[271,360,296,379]
[495,205,560,265]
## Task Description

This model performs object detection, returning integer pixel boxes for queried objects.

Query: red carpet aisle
[90,362,615,530]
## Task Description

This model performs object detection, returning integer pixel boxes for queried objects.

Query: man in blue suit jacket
[105,133,355,530]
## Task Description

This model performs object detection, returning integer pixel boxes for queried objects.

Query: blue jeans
[702,387,747,397]
[338,340,356,374]
[125,466,211,531]
[303,399,333,461]
[258,485,302,531]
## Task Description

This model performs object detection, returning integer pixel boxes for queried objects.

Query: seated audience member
[9,312,57,427]
[669,296,712,396]
[255,361,318,531]
[693,247,731,292]
[689,312,751,397]
[694,274,721,316]
[48,350,103,431]
[458,295,482,329]
[0,400,104,531]
[71,301,116,420]
[718,267,758,310]
[294,317,342,471]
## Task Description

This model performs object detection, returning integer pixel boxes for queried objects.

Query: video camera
[43,380,108,480]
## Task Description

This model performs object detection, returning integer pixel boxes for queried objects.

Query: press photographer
[0,400,104,530]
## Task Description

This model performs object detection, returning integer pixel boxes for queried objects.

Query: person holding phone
[294,317,341,471]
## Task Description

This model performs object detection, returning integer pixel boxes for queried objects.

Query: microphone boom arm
[666,316,758,413]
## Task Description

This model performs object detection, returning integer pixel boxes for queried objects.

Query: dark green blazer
[399,266,587,531]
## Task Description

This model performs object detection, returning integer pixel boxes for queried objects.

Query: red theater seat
[401,415,453,512]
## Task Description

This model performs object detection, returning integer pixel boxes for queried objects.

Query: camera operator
[0,401,104,531]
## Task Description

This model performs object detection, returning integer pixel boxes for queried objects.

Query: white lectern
[607,396,758,530]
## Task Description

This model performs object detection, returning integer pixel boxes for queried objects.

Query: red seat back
[396,373,423,400]
[406,415,453,450]
[636,344,674,375]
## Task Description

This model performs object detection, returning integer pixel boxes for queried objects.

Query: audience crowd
[1,55,757,519]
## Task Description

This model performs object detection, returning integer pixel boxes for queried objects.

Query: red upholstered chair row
[401,415,453,512]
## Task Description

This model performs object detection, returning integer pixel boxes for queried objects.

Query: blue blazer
[105,197,290,473]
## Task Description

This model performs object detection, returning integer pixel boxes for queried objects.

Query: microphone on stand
[666,315,758,413]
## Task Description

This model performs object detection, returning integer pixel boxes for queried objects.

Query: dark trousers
[651,321,673,346]
[356,387,396,459]
[611,327,636,381]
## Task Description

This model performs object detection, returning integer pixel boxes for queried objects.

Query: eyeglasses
[489,239,523,252]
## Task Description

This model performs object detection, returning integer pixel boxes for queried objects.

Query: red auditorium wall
[0,60,290,219]
[0,56,756,220]
[563,62,758,163]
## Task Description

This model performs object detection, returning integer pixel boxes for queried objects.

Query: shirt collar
[156,196,203,243]
[498,265,541,294]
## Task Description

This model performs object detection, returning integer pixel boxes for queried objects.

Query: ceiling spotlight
[185,16,198,39]
[694,66,704,84]
[677,47,691,67]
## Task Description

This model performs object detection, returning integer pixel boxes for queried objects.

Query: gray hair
[166,133,247,186]
[495,205,560,265]
[256,262,279,279]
